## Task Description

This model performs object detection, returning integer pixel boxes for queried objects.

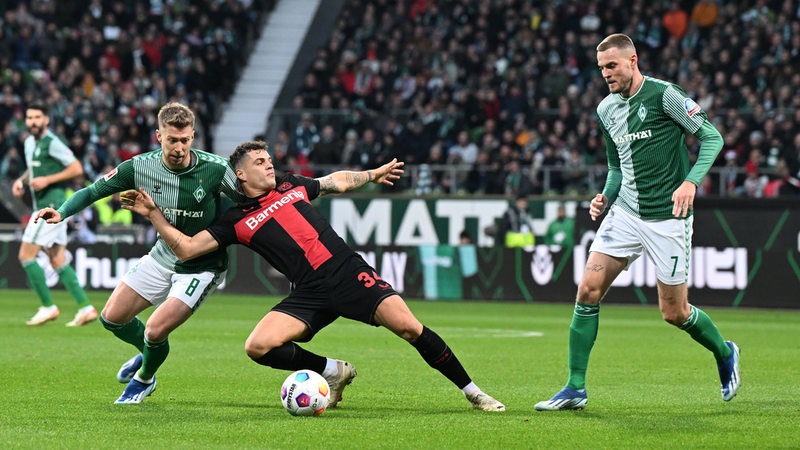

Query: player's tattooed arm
[319,170,369,194]
[316,159,404,195]
[317,175,336,194]
[317,171,370,195]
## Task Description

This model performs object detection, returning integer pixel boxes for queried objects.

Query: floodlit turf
[1,289,798,449]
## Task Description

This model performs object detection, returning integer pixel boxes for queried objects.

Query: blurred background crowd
[2,0,800,208]
[270,0,800,198]
[0,0,271,182]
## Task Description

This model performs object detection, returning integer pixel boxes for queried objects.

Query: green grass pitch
[1,289,798,449]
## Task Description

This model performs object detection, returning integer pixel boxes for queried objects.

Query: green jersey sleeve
[57,160,136,218]
[48,135,77,166]
[661,84,705,135]
[599,120,622,205]
[686,121,723,186]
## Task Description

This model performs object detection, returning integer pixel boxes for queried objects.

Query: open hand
[372,158,405,186]
[120,188,157,218]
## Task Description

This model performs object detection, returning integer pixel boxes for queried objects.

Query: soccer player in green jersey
[11,103,96,327]
[535,34,740,411]
[36,102,245,404]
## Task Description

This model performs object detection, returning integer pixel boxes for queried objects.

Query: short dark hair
[229,140,269,169]
[26,103,48,116]
[597,33,636,53]
[157,102,195,129]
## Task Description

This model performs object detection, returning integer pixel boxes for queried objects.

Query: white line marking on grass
[439,327,543,338]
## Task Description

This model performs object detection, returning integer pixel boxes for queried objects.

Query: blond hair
[157,102,195,129]
[597,33,636,53]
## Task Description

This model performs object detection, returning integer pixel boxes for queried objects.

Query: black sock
[252,342,326,373]
[411,326,471,389]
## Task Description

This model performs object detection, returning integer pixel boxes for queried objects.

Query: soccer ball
[280,370,330,416]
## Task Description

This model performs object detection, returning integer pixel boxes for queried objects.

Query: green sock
[22,260,53,307]
[680,305,732,362]
[139,337,169,380]
[100,315,146,352]
[566,302,600,390]
[55,264,90,308]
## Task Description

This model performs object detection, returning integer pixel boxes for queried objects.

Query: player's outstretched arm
[120,188,220,262]
[317,158,405,195]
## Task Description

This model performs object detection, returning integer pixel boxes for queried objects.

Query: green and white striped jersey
[59,149,244,274]
[23,129,77,210]
[598,76,711,219]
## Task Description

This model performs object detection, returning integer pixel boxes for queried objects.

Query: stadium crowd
[278,0,800,197]
[2,0,800,204]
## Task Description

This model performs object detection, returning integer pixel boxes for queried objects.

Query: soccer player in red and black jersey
[122,140,505,412]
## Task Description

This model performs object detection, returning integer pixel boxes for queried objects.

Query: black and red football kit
[207,173,397,337]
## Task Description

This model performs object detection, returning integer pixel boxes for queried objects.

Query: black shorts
[271,253,398,341]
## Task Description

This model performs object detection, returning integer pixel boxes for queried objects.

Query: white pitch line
[438,327,543,338]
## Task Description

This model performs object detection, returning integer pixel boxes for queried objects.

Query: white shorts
[122,254,225,311]
[21,214,68,248]
[589,206,693,285]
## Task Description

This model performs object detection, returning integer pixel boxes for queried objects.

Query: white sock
[321,358,339,378]
[461,382,480,396]
[133,373,154,384]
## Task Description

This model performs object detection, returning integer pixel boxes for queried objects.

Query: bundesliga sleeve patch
[684,98,701,117]
[103,168,118,181]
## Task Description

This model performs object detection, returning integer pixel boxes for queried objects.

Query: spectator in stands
[95,192,133,226]
[310,124,343,173]
[293,112,320,158]
[663,2,689,39]
[0,146,24,180]
[500,194,535,248]
[740,163,769,198]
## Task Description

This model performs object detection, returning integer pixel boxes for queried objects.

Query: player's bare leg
[376,295,505,411]
[246,311,356,408]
